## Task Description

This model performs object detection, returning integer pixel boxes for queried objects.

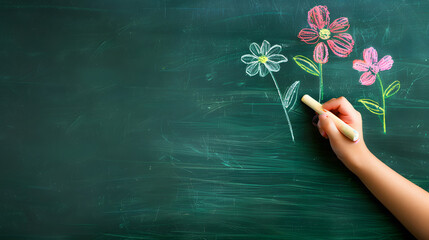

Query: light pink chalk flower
[353,47,394,86]
[298,5,354,64]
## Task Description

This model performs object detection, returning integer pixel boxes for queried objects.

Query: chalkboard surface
[0,0,428,239]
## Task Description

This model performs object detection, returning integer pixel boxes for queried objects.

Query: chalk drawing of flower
[353,47,394,86]
[241,40,288,77]
[241,40,300,142]
[298,5,354,63]
[295,5,354,102]
[353,47,399,134]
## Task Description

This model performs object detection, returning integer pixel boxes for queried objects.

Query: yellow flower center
[258,55,268,63]
[319,29,331,40]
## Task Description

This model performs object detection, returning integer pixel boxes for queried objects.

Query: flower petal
[259,63,269,77]
[268,54,288,63]
[260,40,270,56]
[308,5,330,30]
[329,17,350,33]
[327,33,354,58]
[313,42,329,64]
[298,28,320,44]
[359,71,376,86]
[246,62,259,76]
[249,42,261,56]
[266,44,282,56]
[363,47,378,65]
[241,54,258,64]
[353,60,370,72]
[265,61,280,72]
[378,55,393,71]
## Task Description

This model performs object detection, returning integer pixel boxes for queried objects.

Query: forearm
[354,152,429,240]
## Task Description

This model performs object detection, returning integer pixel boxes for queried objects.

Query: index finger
[322,96,356,116]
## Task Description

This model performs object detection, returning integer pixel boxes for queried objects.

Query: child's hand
[315,97,429,239]
[316,97,371,173]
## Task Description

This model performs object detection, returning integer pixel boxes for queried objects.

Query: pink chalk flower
[298,5,354,64]
[353,47,394,86]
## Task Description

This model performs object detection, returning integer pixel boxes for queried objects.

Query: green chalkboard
[0,0,428,239]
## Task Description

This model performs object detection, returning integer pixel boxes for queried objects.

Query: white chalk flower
[241,40,288,77]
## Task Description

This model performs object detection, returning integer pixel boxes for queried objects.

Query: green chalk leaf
[293,55,320,77]
[358,99,385,115]
[384,80,400,98]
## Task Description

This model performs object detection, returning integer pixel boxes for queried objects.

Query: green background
[0,0,428,239]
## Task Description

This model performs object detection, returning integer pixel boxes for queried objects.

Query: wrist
[349,148,377,176]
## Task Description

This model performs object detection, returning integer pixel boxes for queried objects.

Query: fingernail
[312,115,319,126]
[319,113,328,118]
[322,131,328,139]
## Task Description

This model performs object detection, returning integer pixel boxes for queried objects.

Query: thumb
[318,114,342,141]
